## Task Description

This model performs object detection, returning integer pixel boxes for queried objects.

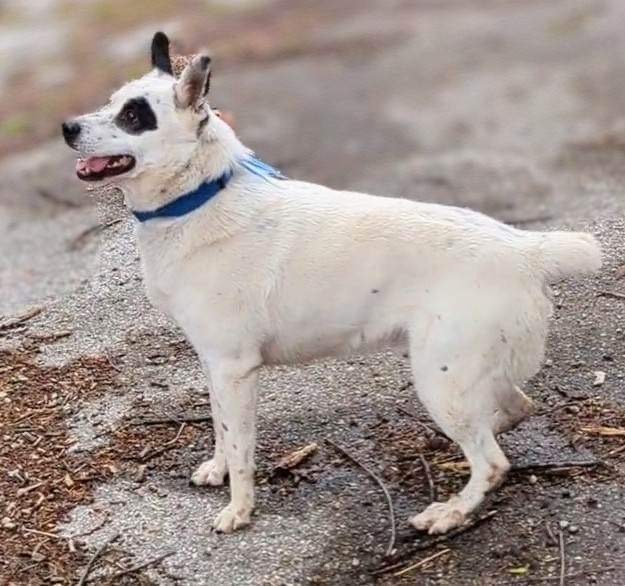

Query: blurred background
[2,1,625,585]
[2,0,625,313]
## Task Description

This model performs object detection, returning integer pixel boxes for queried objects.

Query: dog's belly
[260,320,409,365]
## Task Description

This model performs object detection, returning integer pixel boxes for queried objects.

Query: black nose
[62,120,81,144]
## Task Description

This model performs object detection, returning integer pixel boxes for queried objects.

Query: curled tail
[537,231,602,282]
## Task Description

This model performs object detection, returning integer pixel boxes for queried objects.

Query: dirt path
[2,1,625,584]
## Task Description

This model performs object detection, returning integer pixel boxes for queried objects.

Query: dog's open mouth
[75,155,136,181]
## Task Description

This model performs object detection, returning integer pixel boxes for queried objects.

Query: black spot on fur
[371,289,379,294]
[115,97,157,135]
[151,31,173,75]
[441,365,448,372]
[221,422,229,432]
[202,69,211,96]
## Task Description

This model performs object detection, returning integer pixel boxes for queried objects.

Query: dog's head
[62,32,220,186]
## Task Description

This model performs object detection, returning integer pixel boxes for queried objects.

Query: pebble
[568,525,579,534]
[559,520,569,530]
[529,474,538,485]
[593,371,606,386]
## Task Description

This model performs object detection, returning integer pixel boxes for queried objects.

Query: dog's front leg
[191,378,228,487]
[210,356,260,533]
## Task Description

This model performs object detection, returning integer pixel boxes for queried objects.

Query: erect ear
[151,31,173,76]
[202,69,211,97]
[174,55,211,110]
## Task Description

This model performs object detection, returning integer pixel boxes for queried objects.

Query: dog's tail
[535,231,602,283]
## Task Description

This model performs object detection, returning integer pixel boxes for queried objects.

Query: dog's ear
[202,69,211,97]
[174,54,211,109]
[151,31,173,76]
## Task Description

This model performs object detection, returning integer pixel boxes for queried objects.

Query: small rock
[529,474,538,485]
[593,371,606,387]
[559,520,569,530]
[1,517,16,529]
[568,525,579,534]
[351,558,360,567]
[426,436,450,451]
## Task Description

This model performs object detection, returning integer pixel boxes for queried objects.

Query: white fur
[69,59,602,535]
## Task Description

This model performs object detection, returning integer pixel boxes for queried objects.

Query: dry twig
[608,444,625,457]
[0,307,43,332]
[582,425,625,437]
[68,219,122,251]
[392,548,450,577]
[374,510,497,575]
[22,527,65,540]
[597,289,625,301]
[140,423,186,463]
[77,532,119,586]
[102,550,174,582]
[129,414,211,426]
[418,454,437,502]
[70,513,110,539]
[511,459,602,474]
[273,442,318,472]
[558,528,566,586]
[545,522,558,547]
[325,438,396,557]
[103,351,122,373]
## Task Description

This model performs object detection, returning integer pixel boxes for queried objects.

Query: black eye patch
[114,97,157,135]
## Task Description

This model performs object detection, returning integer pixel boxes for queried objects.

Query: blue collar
[132,155,286,223]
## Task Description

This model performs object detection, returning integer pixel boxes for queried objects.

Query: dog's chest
[136,231,186,313]
[140,257,173,312]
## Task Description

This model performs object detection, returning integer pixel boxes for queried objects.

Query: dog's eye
[114,97,157,134]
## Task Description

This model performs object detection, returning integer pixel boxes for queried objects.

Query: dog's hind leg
[493,385,534,435]
[408,342,513,534]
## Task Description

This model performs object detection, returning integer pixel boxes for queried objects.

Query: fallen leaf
[508,566,529,575]
[274,442,318,471]
[438,461,470,471]
[593,371,606,386]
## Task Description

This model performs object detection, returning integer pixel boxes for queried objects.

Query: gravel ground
[2,0,625,584]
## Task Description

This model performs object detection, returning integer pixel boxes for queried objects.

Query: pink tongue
[77,156,112,173]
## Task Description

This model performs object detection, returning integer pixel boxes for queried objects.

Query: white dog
[62,32,602,535]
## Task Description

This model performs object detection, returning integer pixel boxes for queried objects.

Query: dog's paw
[409,500,466,534]
[213,504,252,533]
[191,459,227,487]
